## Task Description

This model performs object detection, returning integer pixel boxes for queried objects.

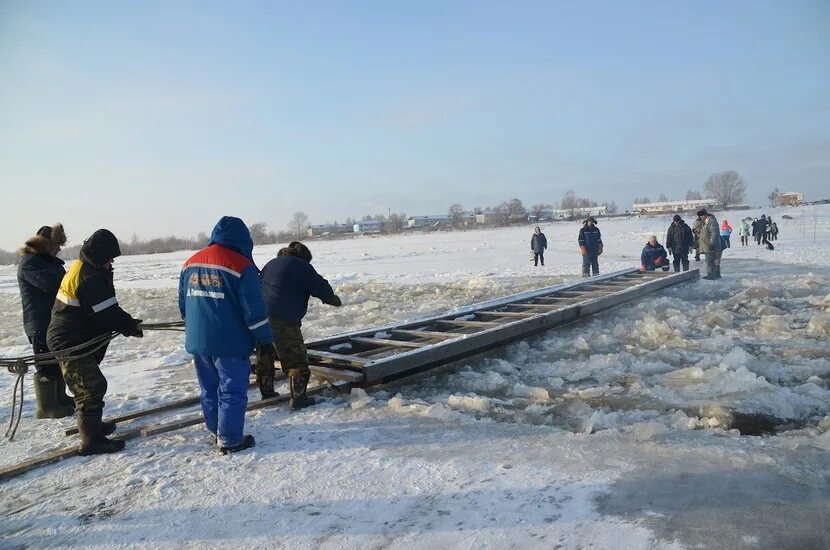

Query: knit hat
[672,215,682,222]
[696,209,708,217]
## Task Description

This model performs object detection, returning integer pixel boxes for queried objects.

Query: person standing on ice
[640,235,669,271]
[665,215,693,272]
[578,216,603,277]
[47,229,144,455]
[738,218,751,246]
[720,219,733,249]
[691,218,702,262]
[771,221,779,241]
[17,223,75,419]
[179,216,275,454]
[530,226,547,266]
[755,215,768,245]
[260,242,342,409]
[696,209,722,279]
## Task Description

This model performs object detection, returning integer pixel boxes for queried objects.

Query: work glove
[579,245,588,256]
[327,295,343,307]
[123,318,144,338]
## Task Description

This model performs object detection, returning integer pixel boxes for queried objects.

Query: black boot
[100,420,117,436]
[289,373,316,410]
[219,434,255,455]
[256,374,278,400]
[77,411,125,455]
[33,376,75,419]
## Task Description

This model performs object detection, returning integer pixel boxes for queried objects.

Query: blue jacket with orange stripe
[178,217,274,357]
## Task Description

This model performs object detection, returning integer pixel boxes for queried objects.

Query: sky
[1,0,828,250]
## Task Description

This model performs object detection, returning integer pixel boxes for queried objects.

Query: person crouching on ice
[260,242,342,410]
[47,229,144,455]
[641,235,669,272]
[179,216,275,454]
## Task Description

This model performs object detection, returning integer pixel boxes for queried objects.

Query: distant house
[353,220,383,233]
[631,199,717,216]
[775,192,804,207]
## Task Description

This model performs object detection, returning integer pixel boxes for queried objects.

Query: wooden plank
[392,329,460,340]
[63,379,272,436]
[475,311,537,318]
[434,319,501,328]
[309,364,364,383]
[140,385,328,437]
[350,337,428,349]
[0,427,144,482]
[306,350,367,366]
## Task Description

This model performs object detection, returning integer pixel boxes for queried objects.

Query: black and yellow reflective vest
[47,258,137,361]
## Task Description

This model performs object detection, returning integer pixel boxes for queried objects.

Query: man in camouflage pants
[259,242,341,409]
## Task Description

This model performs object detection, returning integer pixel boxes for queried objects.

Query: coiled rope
[2,321,186,440]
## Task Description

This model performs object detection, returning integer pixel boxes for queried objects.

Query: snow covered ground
[1,204,828,549]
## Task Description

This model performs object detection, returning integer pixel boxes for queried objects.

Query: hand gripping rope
[1,322,185,440]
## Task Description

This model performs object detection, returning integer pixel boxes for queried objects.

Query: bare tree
[530,203,551,219]
[685,190,702,201]
[492,202,511,226]
[633,197,651,204]
[560,190,579,210]
[472,206,483,215]
[658,193,669,202]
[602,201,618,214]
[506,198,526,222]
[704,170,747,209]
[448,203,465,228]
[289,211,310,239]
[248,222,269,244]
[383,213,406,233]
[767,187,780,207]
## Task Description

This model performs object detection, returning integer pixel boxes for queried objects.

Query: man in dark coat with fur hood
[17,223,75,419]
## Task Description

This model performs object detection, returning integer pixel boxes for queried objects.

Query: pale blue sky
[1,1,828,249]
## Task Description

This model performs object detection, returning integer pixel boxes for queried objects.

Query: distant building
[631,199,717,216]
[407,215,454,229]
[353,220,383,233]
[307,224,352,238]
[550,206,607,220]
[774,192,804,207]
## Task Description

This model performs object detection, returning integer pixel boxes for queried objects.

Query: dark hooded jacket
[178,217,273,357]
[17,228,66,341]
[665,220,693,254]
[641,242,669,271]
[260,246,337,326]
[530,232,547,254]
[47,229,139,361]
[578,224,602,255]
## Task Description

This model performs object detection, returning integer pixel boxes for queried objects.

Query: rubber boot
[256,373,278,400]
[219,434,255,455]
[77,411,125,455]
[33,376,75,419]
[100,420,117,436]
[55,372,76,411]
[289,373,316,410]
[714,265,722,279]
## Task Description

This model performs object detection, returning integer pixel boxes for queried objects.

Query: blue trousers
[193,355,249,447]
[582,254,599,276]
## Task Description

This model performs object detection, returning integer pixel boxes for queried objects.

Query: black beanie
[696,209,707,216]
[673,215,682,222]
[36,226,52,239]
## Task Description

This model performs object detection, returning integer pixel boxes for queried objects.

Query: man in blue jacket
[578,217,603,277]
[641,235,669,271]
[179,216,275,454]
[17,223,74,418]
[530,227,547,267]
[260,242,341,410]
